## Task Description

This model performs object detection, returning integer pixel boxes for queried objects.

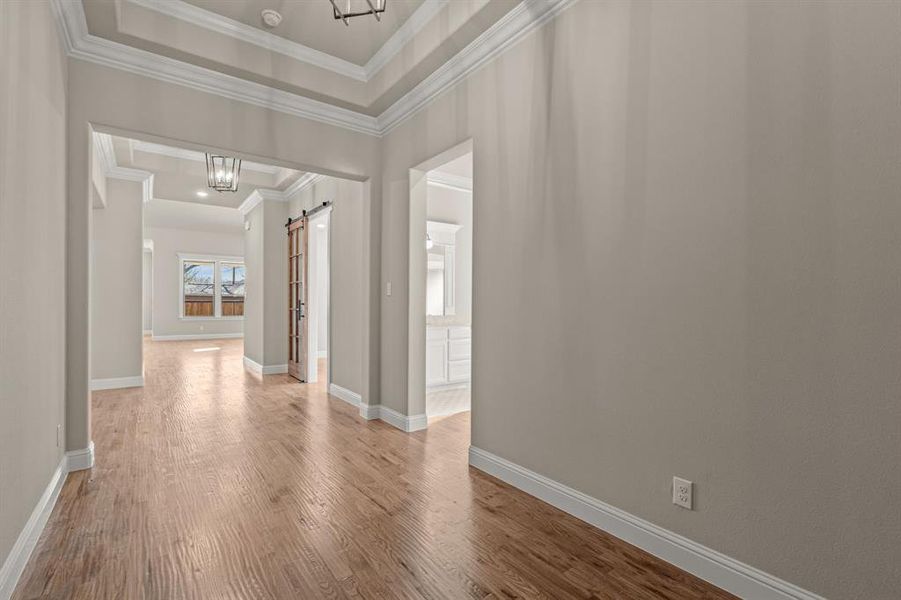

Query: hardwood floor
[13,338,735,599]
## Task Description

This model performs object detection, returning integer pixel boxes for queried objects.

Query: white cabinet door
[426,339,448,386]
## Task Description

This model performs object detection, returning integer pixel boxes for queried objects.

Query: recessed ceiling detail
[57,0,578,136]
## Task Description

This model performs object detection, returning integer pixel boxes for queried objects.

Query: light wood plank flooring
[13,338,735,599]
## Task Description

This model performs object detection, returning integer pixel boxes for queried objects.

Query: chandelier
[205,154,242,193]
[330,0,386,25]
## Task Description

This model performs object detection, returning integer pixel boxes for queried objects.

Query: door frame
[306,205,332,386]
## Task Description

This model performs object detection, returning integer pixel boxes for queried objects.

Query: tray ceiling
[181,0,425,66]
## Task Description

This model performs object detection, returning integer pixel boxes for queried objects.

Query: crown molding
[51,0,578,137]
[238,190,264,215]
[376,0,579,134]
[363,0,448,78]
[126,0,368,81]
[238,173,325,215]
[107,167,155,203]
[124,0,448,83]
[427,171,472,193]
[283,172,324,199]
[53,0,380,135]
[91,130,154,202]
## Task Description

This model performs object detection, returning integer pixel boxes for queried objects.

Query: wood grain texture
[13,339,736,599]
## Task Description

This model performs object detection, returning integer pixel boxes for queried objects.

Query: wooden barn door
[287,217,308,381]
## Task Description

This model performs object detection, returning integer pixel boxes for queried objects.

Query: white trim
[427,171,472,193]
[358,405,427,432]
[317,350,328,359]
[468,447,827,600]
[0,459,67,600]
[243,356,287,376]
[328,383,362,408]
[143,329,152,335]
[359,403,380,421]
[91,375,144,391]
[283,172,324,200]
[364,0,448,78]
[238,190,265,215]
[143,238,154,252]
[125,0,369,82]
[124,0,448,83]
[239,174,325,214]
[66,442,95,472]
[377,0,579,134]
[152,332,243,341]
[131,140,281,174]
[106,166,154,203]
[50,0,579,138]
[93,132,117,173]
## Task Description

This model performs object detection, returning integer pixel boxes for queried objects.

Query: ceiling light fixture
[196,190,209,198]
[205,154,242,193]
[330,0,386,25]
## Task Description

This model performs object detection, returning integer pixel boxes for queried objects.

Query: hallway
[13,339,732,599]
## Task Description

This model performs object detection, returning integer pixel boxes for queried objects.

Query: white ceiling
[181,0,425,66]
[110,135,303,210]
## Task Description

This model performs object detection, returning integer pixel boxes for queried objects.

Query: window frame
[178,253,245,321]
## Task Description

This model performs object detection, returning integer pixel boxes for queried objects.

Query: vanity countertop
[426,315,471,327]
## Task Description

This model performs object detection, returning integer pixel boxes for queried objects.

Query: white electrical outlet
[56,424,62,447]
[386,281,392,296]
[673,476,692,510]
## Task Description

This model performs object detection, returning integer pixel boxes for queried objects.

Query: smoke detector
[261,9,282,28]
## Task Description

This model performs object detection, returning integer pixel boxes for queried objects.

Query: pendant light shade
[205,154,241,193]
[330,0,386,25]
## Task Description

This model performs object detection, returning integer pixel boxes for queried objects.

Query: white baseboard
[91,375,144,391]
[0,459,67,600]
[359,403,380,420]
[242,356,287,375]
[142,329,152,336]
[152,332,243,341]
[368,405,428,432]
[66,442,95,472]
[468,447,825,600]
[328,383,361,408]
[0,440,96,599]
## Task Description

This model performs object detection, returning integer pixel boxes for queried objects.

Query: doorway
[287,203,331,384]
[306,207,331,384]
[407,140,473,427]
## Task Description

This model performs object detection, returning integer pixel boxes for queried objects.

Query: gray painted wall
[379,2,901,597]
[0,0,68,573]
[91,179,143,380]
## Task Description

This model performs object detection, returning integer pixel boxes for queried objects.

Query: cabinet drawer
[449,326,471,340]
[448,338,471,361]
[448,359,471,382]
[427,327,448,341]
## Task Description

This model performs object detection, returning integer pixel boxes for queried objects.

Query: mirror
[426,221,460,317]
[426,249,445,316]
